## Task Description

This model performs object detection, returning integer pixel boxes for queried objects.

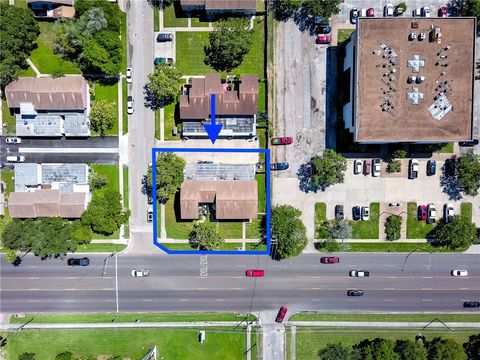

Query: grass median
[289,313,480,322]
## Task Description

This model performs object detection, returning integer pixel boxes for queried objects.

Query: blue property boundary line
[151,147,271,255]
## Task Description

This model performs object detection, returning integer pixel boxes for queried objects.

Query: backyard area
[93,82,119,136]
[349,203,380,239]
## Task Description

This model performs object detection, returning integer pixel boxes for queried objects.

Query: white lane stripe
[19,148,118,153]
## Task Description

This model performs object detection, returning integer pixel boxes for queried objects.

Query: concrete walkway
[163,27,213,32]
[26,59,41,77]
[118,77,126,240]
[289,321,480,328]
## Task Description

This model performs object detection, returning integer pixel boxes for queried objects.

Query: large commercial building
[342,17,476,143]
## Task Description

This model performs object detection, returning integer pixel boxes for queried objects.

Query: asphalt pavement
[2,253,479,319]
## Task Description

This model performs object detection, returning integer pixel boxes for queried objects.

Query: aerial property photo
[1,1,480,360]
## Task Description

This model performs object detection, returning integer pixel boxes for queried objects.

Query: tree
[147,152,186,203]
[353,338,399,360]
[0,4,39,89]
[456,150,480,196]
[271,205,307,259]
[273,0,303,19]
[82,190,129,235]
[327,219,352,240]
[449,0,480,20]
[145,62,183,108]
[311,149,347,190]
[75,0,121,32]
[387,160,401,173]
[431,215,477,249]
[204,18,253,72]
[394,339,427,360]
[54,352,74,360]
[318,343,354,360]
[463,334,480,360]
[392,149,408,158]
[428,337,466,360]
[385,215,402,241]
[89,100,116,135]
[5,248,19,264]
[189,222,224,250]
[89,172,109,190]
[302,0,342,18]
[19,353,36,360]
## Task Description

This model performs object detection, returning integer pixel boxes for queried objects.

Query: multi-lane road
[2,253,479,318]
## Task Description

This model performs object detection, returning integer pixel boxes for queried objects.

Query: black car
[347,290,364,296]
[352,206,361,221]
[156,32,174,42]
[67,257,90,266]
[427,160,436,176]
[316,25,332,34]
[335,205,344,220]
[350,8,358,24]
[270,162,289,171]
[459,139,479,147]
[463,301,480,308]
[444,157,456,177]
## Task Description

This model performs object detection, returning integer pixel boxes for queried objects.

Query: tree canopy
[302,0,342,18]
[327,219,352,240]
[449,0,480,20]
[353,338,399,360]
[463,334,480,360]
[204,18,253,72]
[385,215,402,241]
[145,62,183,108]
[428,337,466,360]
[271,205,307,259]
[394,339,428,360]
[456,150,480,196]
[147,152,186,203]
[311,149,347,190]
[0,4,39,89]
[89,100,116,135]
[189,222,224,250]
[318,343,355,360]
[431,215,477,250]
[81,190,129,234]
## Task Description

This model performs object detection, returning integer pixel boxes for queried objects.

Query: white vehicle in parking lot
[127,95,134,114]
[372,158,381,177]
[349,270,370,277]
[427,203,436,224]
[445,203,454,223]
[421,6,431,17]
[384,3,394,16]
[361,206,370,221]
[354,160,362,174]
[6,155,25,162]
[126,67,132,83]
[451,270,468,277]
[131,269,150,277]
[5,137,21,144]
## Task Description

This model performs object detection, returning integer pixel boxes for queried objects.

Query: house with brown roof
[180,74,259,138]
[27,0,75,19]
[179,0,256,16]
[5,76,90,137]
[180,180,257,220]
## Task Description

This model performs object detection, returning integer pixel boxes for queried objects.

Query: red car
[439,5,448,17]
[367,8,374,17]
[271,137,293,145]
[245,269,265,277]
[316,35,332,44]
[275,306,288,323]
[418,205,427,221]
[363,161,371,175]
[321,256,339,264]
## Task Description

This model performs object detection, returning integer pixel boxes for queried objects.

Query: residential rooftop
[355,17,475,142]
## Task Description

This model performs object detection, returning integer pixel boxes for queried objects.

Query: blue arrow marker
[204,93,222,144]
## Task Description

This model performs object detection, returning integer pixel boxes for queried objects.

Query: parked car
[313,15,323,24]
[352,206,361,221]
[427,204,436,224]
[384,3,394,16]
[413,8,422,16]
[347,290,364,296]
[459,139,479,147]
[131,269,150,277]
[451,269,468,277]
[316,25,332,34]
[363,160,371,175]
[354,160,362,174]
[372,158,381,177]
[349,270,370,277]
[6,155,25,162]
[271,137,293,145]
[316,35,332,44]
[147,207,153,223]
[361,206,370,221]
[126,95,134,114]
[245,269,265,277]
[270,162,289,171]
[157,32,174,42]
[421,6,431,17]
[463,301,480,308]
[359,8,367,17]
[147,193,153,205]
[321,256,339,264]
[67,257,89,266]
[154,57,174,65]
[409,158,419,179]
[350,8,359,24]
[438,5,449,17]
[445,157,456,177]
[367,8,375,17]
[427,160,436,176]
[5,137,21,144]
[418,205,427,221]
[275,306,288,323]
[445,203,454,223]
[126,67,132,83]
[335,205,344,220]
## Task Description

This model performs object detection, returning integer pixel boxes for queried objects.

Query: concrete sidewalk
[289,321,480,328]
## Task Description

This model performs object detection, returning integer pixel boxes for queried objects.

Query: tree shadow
[297,162,320,193]
[439,164,463,201]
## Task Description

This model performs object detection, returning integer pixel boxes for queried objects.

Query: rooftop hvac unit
[416,76,425,84]
[408,76,417,83]
[409,32,417,41]
[419,33,426,40]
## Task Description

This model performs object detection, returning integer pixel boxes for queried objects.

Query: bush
[392,149,407,158]
[51,69,65,78]
[385,215,402,240]
[89,172,109,190]
[315,239,340,252]
[397,2,407,11]
[19,353,36,360]
[387,160,401,173]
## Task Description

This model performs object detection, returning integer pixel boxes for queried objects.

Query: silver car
[131,269,150,277]
[5,137,21,144]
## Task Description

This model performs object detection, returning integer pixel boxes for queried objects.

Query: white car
[6,155,25,162]
[131,269,150,277]
[126,95,133,114]
[349,270,370,277]
[427,203,436,224]
[421,6,431,17]
[147,207,153,223]
[126,68,132,83]
[451,270,468,277]
[384,3,394,16]
[354,160,362,174]
[361,206,370,221]
[445,203,454,223]
[5,137,21,144]
[372,158,381,177]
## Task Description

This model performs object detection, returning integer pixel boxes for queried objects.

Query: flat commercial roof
[355,17,475,142]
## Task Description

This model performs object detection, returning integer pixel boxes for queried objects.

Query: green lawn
[161,242,193,250]
[246,242,267,251]
[257,127,267,149]
[314,202,327,239]
[258,80,266,111]
[164,102,179,140]
[93,82,119,135]
[256,173,266,213]
[461,202,472,222]
[123,165,129,209]
[75,243,125,252]
[217,221,243,238]
[13,0,27,8]
[6,327,246,360]
[290,313,480,322]
[165,198,194,239]
[153,3,159,31]
[337,29,355,44]
[0,169,15,236]
[2,99,16,135]
[90,164,119,195]
[346,242,468,253]
[350,203,379,239]
[120,11,127,73]
[122,78,128,134]
[155,110,160,140]
[163,2,188,27]
[296,328,478,360]
[246,217,263,239]
[406,202,435,239]
[29,23,80,75]
[191,14,210,27]
[19,66,36,77]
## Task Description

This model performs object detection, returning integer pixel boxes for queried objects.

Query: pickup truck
[349,270,370,277]
[409,158,419,179]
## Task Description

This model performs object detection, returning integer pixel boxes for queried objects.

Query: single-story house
[27,0,75,19]
[179,0,256,16]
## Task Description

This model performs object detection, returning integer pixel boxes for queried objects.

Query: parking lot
[154,31,175,60]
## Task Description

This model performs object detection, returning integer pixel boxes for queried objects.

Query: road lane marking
[384,288,395,290]
[178,299,190,302]
[27,266,38,268]
[421,299,433,302]
[215,299,226,301]
[421,288,433,290]
[27,277,39,280]
[142,299,153,302]
[2,288,115,291]
[384,299,396,302]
